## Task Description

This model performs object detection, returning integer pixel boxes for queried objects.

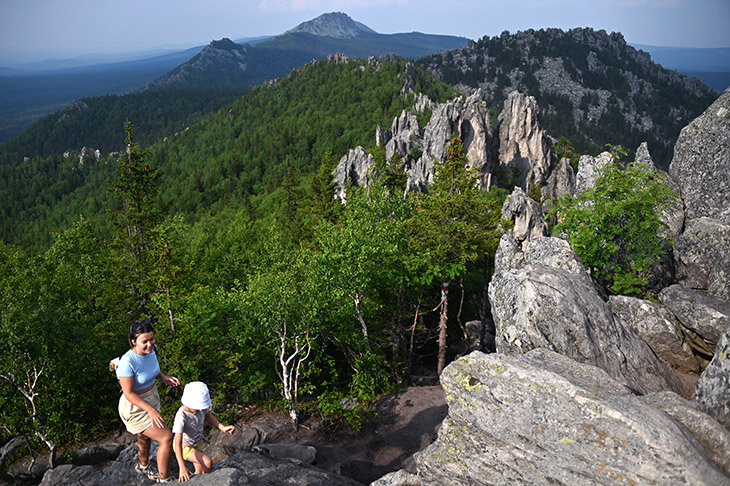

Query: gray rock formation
[694,319,730,429]
[496,91,556,191]
[574,151,613,193]
[608,296,700,397]
[340,90,562,199]
[541,157,576,209]
[633,141,655,169]
[675,217,730,290]
[404,90,496,192]
[659,284,730,354]
[709,241,730,300]
[42,436,359,486]
[669,87,730,225]
[412,350,729,486]
[332,146,376,201]
[642,391,730,476]
[488,234,683,395]
[384,110,422,169]
[499,187,549,248]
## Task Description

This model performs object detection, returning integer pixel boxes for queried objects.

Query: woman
[116,319,180,483]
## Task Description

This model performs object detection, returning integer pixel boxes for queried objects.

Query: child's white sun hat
[181,381,212,410]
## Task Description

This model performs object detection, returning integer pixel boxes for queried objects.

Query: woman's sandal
[134,461,159,480]
[155,477,173,483]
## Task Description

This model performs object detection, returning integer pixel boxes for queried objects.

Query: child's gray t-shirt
[172,407,207,446]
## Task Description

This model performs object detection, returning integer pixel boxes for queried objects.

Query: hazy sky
[1,0,729,62]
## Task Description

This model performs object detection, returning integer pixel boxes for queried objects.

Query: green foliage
[554,136,581,172]
[551,162,678,296]
[408,136,503,284]
[375,152,408,194]
[0,62,506,451]
[0,221,118,446]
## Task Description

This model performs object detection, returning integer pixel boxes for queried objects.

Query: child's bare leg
[188,449,213,474]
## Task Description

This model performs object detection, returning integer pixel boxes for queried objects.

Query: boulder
[496,91,556,191]
[642,391,730,475]
[499,186,549,248]
[694,318,730,429]
[39,464,102,486]
[413,350,730,485]
[488,234,683,395]
[202,423,271,465]
[370,469,420,486]
[674,217,730,290]
[608,295,701,379]
[669,87,730,225]
[659,284,730,353]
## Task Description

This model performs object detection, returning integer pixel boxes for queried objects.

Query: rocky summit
[285,12,377,38]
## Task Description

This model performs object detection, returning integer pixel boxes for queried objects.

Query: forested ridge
[0,58,458,248]
[418,28,717,168]
[1,58,503,455]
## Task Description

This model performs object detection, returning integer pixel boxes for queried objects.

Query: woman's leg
[136,434,151,465]
[141,425,173,479]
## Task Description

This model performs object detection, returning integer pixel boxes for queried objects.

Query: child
[172,381,235,482]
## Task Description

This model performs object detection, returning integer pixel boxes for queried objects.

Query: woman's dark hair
[128,318,155,347]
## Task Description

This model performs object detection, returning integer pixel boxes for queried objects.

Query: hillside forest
[0,58,503,453]
[0,54,709,467]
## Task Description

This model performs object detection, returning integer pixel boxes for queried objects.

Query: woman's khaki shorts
[118,386,161,434]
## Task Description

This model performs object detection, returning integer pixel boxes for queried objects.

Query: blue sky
[1,0,729,62]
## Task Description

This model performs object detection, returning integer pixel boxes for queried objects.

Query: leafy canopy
[551,162,678,296]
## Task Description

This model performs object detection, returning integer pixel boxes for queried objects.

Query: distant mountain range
[146,12,468,90]
[0,12,468,143]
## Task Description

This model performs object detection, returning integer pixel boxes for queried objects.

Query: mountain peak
[285,12,376,39]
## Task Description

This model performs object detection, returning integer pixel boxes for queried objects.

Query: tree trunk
[437,291,448,376]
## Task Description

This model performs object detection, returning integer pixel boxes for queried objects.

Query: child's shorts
[182,444,200,461]
[118,386,161,434]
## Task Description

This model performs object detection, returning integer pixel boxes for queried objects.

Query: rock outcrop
[669,87,730,225]
[496,91,556,190]
[694,319,730,429]
[39,429,361,486]
[499,187,549,248]
[488,234,683,395]
[333,146,376,201]
[608,295,701,377]
[541,157,575,210]
[574,151,613,193]
[392,90,496,192]
[410,350,730,485]
[674,217,730,291]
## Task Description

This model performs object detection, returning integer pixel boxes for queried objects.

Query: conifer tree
[408,136,501,375]
[111,122,178,336]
